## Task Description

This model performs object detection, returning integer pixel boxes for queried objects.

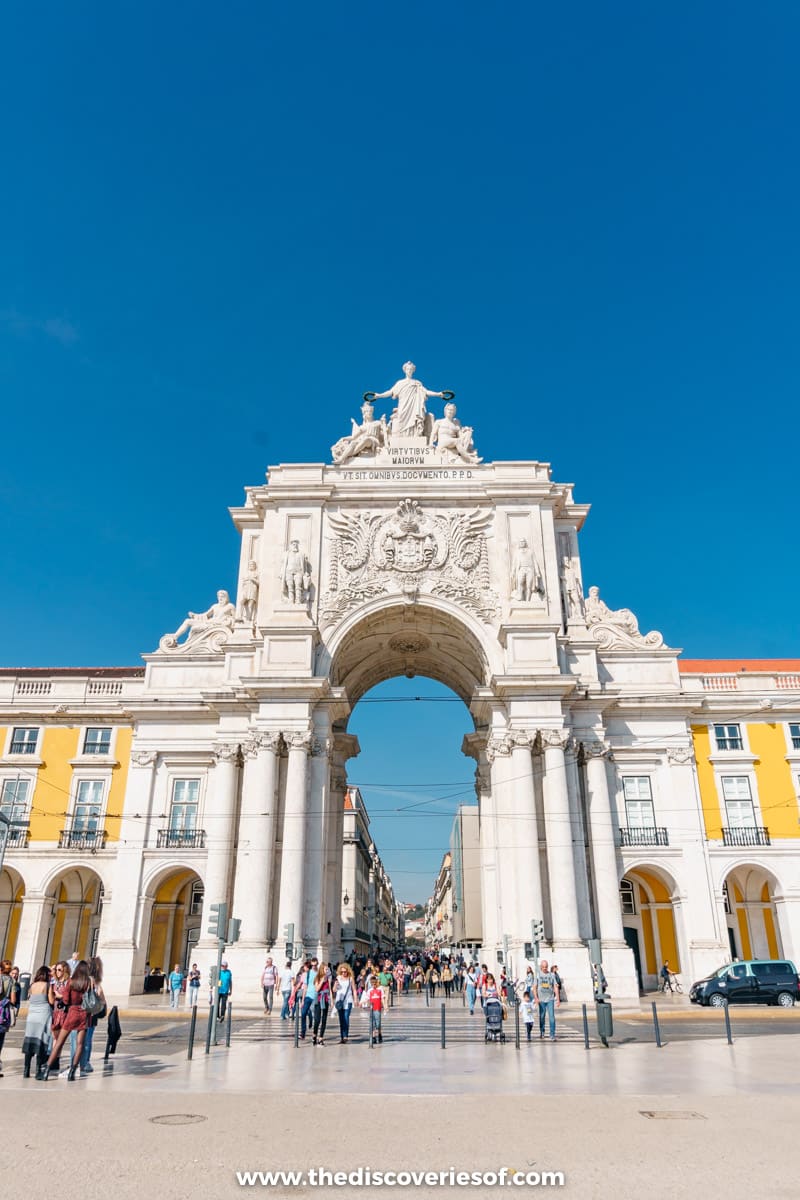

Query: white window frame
[787,722,800,752]
[82,727,114,756]
[713,723,744,752]
[7,726,40,756]
[71,778,107,834]
[622,776,656,828]
[0,775,31,825]
[720,775,758,829]
[168,778,201,833]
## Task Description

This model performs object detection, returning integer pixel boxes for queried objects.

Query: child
[367,975,386,1044]
[520,989,536,1042]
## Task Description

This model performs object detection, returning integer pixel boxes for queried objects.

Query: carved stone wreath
[321,499,499,625]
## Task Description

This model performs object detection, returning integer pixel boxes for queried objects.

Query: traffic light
[532,918,544,942]
[283,921,295,960]
[227,917,241,944]
[207,901,228,940]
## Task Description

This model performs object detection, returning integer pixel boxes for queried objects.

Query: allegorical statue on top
[158,589,236,654]
[329,361,482,464]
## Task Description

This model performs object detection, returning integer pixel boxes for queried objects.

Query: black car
[689,959,800,1008]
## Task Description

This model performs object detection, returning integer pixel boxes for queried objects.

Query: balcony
[619,826,669,848]
[58,829,108,850]
[1,824,30,848]
[722,826,771,847]
[156,828,207,849]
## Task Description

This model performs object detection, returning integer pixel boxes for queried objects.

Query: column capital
[214,742,241,764]
[509,728,536,751]
[285,730,313,754]
[330,770,348,793]
[486,734,513,762]
[131,749,158,768]
[311,735,333,759]
[243,730,282,759]
[583,739,611,760]
[539,728,570,751]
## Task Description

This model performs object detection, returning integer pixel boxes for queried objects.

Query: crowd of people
[0,952,106,1081]
[262,950,567,1044]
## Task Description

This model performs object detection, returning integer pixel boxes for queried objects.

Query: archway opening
[144,867,204,978]
[621,866,681,990]
[0,867,24,962]
[44,867,104,965]
[722,864,782,960]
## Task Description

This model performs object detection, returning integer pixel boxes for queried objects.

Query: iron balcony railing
[721,826,771,847]
[58,829,108,850]
[619,826,669,847]
[156,828,207,849]
[1,824,30,848]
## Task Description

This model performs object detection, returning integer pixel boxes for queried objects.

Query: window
[619,878,636,915]
[722,881,731,914]
[83,728,112,755]
[73,780,104,833]
[721,776,756,827]
[789,723,800,751]
[190,880,204,916]
[10,727,39,755]
[714,723,743,751]
[623,777,655,827]
[0,777,29,823]
[169,779,200,832]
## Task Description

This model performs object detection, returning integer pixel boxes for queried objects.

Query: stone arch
[142,865,205,977]
[0,866,25,962]
[721,861,784,961]
[321,598,496,707]
[621,863,683,989]
[42,865,106,965]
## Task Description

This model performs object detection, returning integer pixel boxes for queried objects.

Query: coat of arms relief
[321,499,498,626]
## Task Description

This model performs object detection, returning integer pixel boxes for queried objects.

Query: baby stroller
[484,998,506,1043]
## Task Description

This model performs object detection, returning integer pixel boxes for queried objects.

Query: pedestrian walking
[520,990,536,1041]
[333,963,356,1043]
[168,963,183,1008]
[0,959,15,1077]
[78,955,106,1074]
[261,957,279,1014]
[218,960,232,1020]
[552,964,566,1002]
[300,958,319,1039]
[40,959,91,1081]
[367,974,386,1043]
[441,961,453,999]
[378,963,393,1011]
[312,963,331,1045]
[534,959,560,1040]
[465,965,478,1014]
[188,963,201,1007]
[21,966,52,1078]
[279,960,294,1019]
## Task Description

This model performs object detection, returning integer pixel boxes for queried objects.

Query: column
[275,730,312,954]
[583,742,626,945]
[325,765,348,961]
[199,742,241,948]
[232,731,280,946]
[509,730,545,938]
[303,726,332,957]
[483,735,512,953]
[12,893,51,972]
[541,730,582,945]
[102,750,157,949]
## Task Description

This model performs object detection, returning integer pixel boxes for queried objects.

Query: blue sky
[2,3,798,898]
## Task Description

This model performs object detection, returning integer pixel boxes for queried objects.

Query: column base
[596,943,640,1002]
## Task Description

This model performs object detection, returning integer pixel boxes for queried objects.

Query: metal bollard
[294,1001,300,1048]
[441,1002,446,1049]
[187,1005,198,1060]
[723,1003,733,1045]
[425,985,430,1008]
[390,987,394,1008]
[225,1002,232,1047]
[651,1001,663,1048]
[581,1003,590,1050]
[514,1000,520,1050]
[204,1005,214,1055]
[369,1008,374,1049]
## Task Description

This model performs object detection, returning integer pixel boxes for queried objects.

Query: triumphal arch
[102,362,692,1001]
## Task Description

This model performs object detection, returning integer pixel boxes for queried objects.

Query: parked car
[689,959,800,1008]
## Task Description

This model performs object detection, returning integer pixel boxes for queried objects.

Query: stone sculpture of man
[281,540,311,605]
[238,560,259,624]
[331,400,388,465]
[372,361,445,439]
[560,556,584,620]
[170,590,236,643]
[429,402,482,465]
[585,586,638,635]
[511,538,541,602]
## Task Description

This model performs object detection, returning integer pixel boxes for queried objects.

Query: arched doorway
[44,867,105,964]
[0,867,24,962]
[621,865,682,990]
[144,867,204,975]
[723,864,783,960]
